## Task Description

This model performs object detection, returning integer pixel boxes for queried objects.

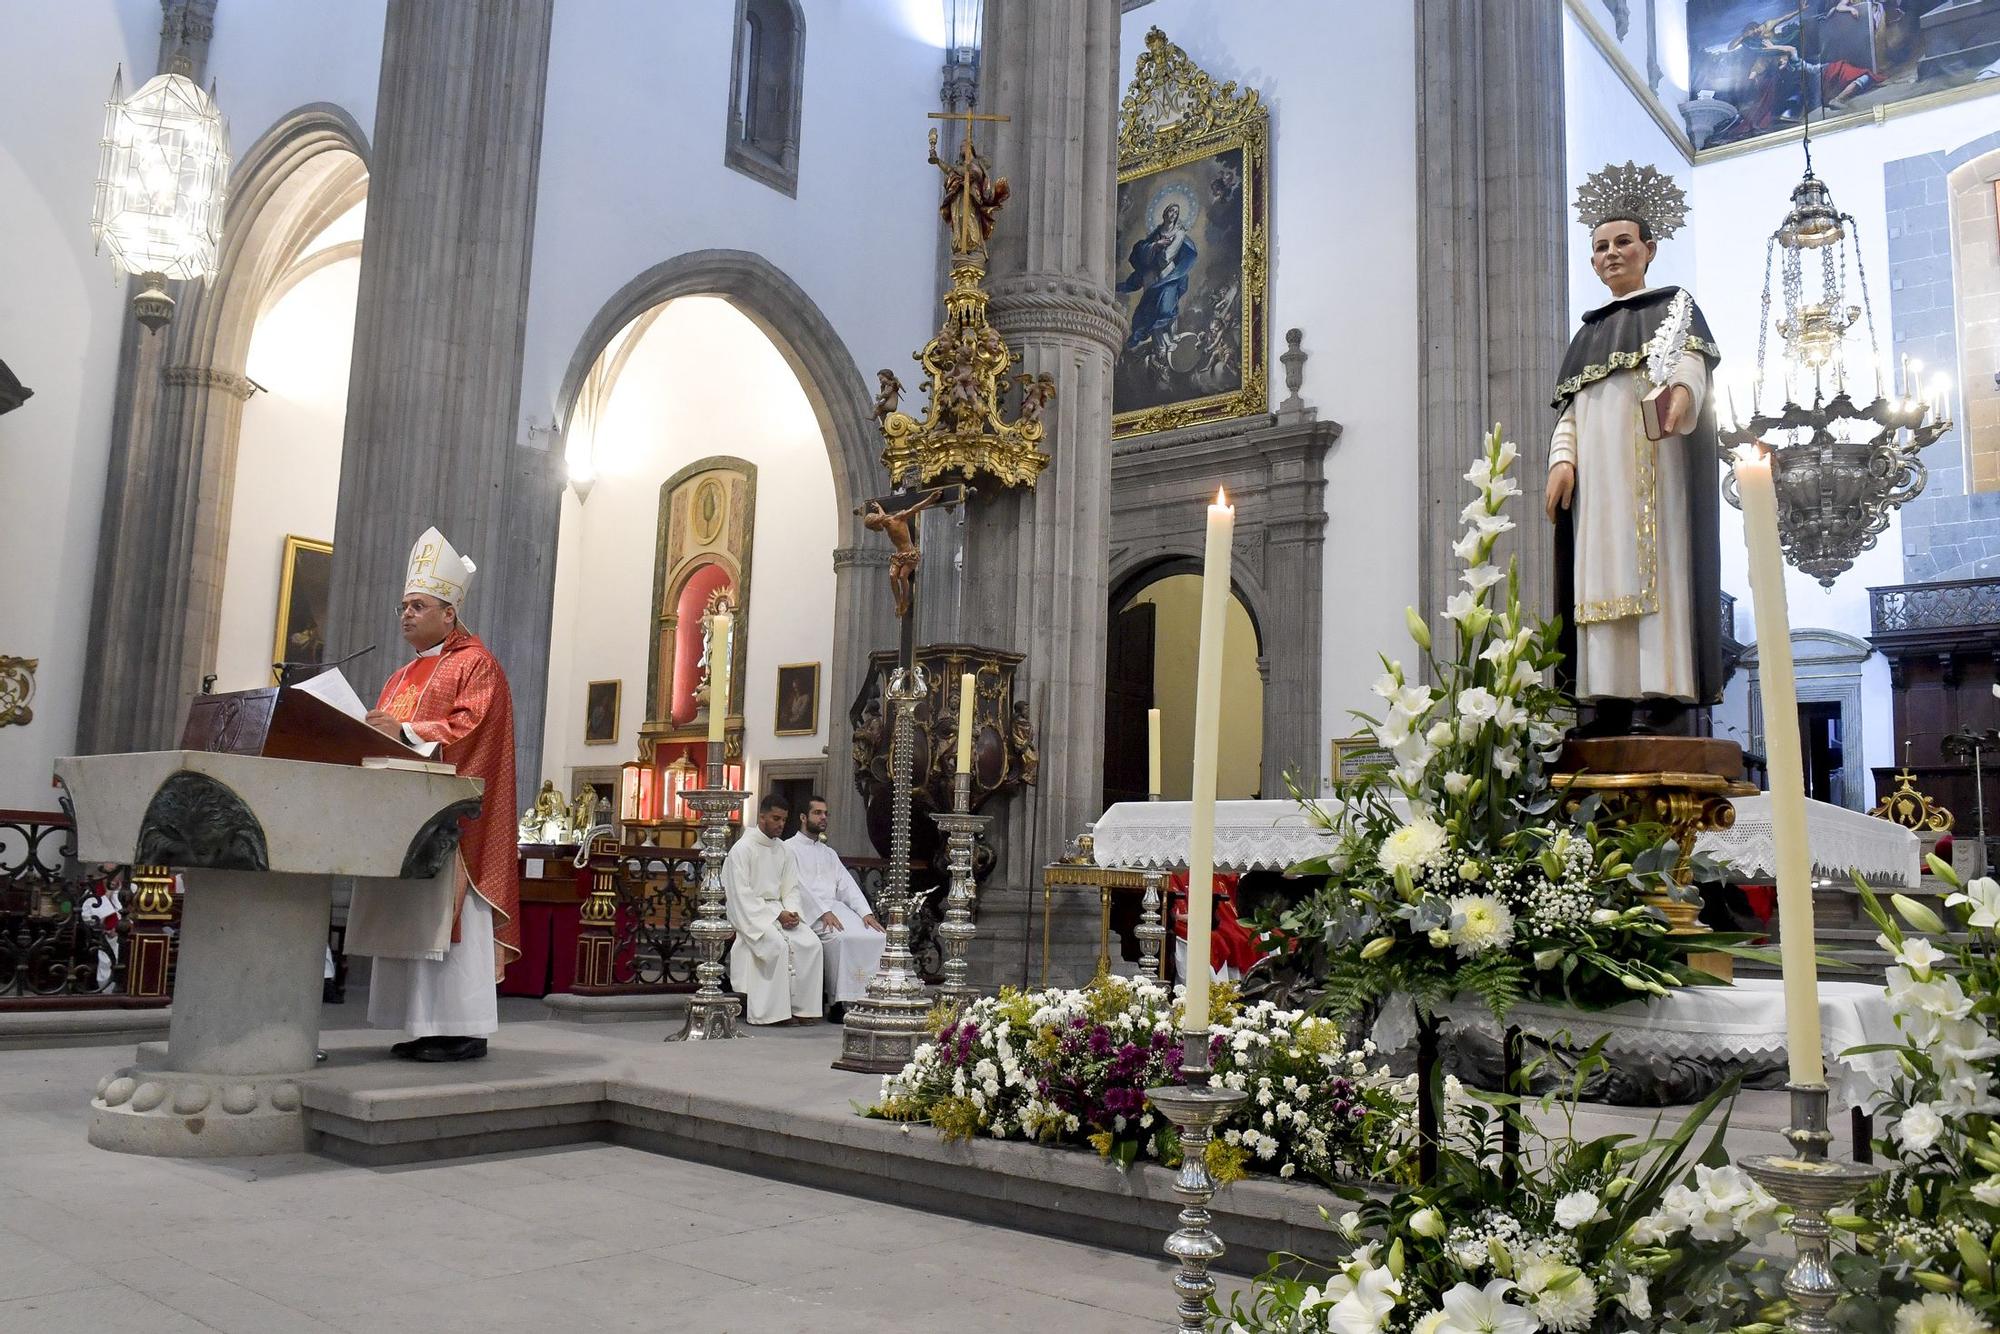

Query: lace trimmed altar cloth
[1091,795,1919,887]
[1371,979,1903,1112]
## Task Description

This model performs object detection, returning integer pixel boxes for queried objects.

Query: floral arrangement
[1221,1071,1786,1333]
[1277,426,1749,1023]
[1823,864,2000,1333]
[869,974,1409,1186]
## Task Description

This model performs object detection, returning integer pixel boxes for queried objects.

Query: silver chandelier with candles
[1720,129,1951,588]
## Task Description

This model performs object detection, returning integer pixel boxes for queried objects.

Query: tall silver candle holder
[932,769,990,1006]
[1146,1029,1248,1333]
[835,665,936,1072]
[1740,1083,1882,1333]
[668,763,747,1042]
[1136,869,1167,980]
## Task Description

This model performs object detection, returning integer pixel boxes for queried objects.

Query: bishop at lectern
[349,527,519,1062]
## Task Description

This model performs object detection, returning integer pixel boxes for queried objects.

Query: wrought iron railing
[1870,577,2000,634]
[0,809,142,1001]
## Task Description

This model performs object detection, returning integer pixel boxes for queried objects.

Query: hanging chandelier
[1721,102,1950,588]
[90,56,231,333]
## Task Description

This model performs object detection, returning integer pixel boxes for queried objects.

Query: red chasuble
[377,627,520,978]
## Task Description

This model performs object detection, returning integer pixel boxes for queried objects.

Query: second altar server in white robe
[723,794,824,1024]
[787,796,885,1006]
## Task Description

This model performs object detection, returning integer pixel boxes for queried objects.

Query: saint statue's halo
[1146,183,1201,235]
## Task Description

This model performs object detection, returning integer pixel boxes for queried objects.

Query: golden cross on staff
[926,107,1010,139]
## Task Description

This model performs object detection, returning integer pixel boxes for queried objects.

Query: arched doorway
[1104,561,1265,806]
[550,251,887,851]
[543,296,842,833]
[79,104,370,751]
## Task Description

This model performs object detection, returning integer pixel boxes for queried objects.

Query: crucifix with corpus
[927,107,1011,257]
[856,482,971,672]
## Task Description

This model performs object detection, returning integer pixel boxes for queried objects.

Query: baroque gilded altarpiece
[641,458,754,771]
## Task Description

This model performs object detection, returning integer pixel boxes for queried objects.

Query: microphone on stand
[275,644,376,688]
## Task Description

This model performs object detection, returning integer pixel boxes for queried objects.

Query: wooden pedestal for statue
[1554,736,1756,982]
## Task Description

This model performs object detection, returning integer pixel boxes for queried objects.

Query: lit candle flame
[1213,487,1230,509]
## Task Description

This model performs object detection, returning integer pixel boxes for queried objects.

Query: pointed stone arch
[79,104,371,752]
[554,249,890,848]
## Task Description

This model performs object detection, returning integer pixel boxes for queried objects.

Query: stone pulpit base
[55,751,482,1157]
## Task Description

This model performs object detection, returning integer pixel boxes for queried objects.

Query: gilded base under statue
[1555,735,1756,983]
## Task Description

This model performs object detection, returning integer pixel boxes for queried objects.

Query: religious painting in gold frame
[584,680,620,745]
[774,662,819,736]
[272,535,333,675]
[1112,28,1269,440]
[1330,734,1391,786]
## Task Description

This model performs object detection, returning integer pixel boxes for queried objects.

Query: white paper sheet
[296,667,368,721]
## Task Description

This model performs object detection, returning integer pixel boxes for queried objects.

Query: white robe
[1549,338,1709,702]
[368,892,499,1038]
[786,832,886,1003]
[723,828,825,1024]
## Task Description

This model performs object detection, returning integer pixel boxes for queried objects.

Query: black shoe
[411,1036,488,1062]
[827,1002,847,1023]
[390,1038,432,1059]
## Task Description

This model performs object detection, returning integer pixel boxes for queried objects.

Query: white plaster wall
[210,258,358,693]
[519,0,943,441]
[1694,96,2000,787]
[1565,9,1697,325]
[0,0,166,808]
[540,298,837,800]
[204,0,386,159]
[0,0,382,809]
[1119,0,1421,779]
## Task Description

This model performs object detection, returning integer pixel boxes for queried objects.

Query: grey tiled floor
[0,1040,1248,1333]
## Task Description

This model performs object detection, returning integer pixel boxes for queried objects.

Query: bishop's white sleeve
[1549,399,1578,470]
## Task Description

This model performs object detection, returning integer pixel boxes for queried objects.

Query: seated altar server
[353,526,519,1063]
[724,793,825,1025]
[786,795,884,1014]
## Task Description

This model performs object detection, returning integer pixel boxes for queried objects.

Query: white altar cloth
[1696,794,1920,888]
[1372,978,1903,1112]
[1092,794,1920,888]
[1091,799,1336,872]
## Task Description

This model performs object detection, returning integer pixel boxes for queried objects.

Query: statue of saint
[1547,163,1723,735]
[929,127,1010,256]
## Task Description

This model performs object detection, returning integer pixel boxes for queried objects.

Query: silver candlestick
[1146,1030,1248,1333]
[835,665,935,1072]
[932,769,990,1007]
[669,766,747,1042]
[1136,869,1168,981]
[1740,1083,1882,1333]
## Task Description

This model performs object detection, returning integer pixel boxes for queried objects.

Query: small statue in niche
[569,786,602,840]
[519,780,570,844]
[872,369,905,425]
[1009,699,1038,787]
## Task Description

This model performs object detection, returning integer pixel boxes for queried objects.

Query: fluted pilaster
[323,0,556,806]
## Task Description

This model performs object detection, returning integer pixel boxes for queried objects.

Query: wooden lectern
[180,686,430,767]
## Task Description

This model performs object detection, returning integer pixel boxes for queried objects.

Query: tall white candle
[707,613,732,749]
[1183,491,1233,1033]
[1147,708,1163,798]
[1732,446,1824,1086]
[955,672,975,775]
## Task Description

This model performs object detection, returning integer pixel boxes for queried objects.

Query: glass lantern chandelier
[1722,111,1950,588]
[90,58,231,333]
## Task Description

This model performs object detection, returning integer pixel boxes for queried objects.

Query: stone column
[966,0,1125,880]
[829,544,896,854]
[76,0,224,754]
[1415,0,1567,642]
[323,0,558,808]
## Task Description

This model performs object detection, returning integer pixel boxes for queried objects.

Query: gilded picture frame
[1112,28,1270,440]
[1330,734,1391,785]
[272,535,334,676]
[584,680,620,746]
[774,662,820,737]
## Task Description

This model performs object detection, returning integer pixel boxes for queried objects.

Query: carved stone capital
[164,365,256,401]
[986,275,1128,355]
[833,546,893,571]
